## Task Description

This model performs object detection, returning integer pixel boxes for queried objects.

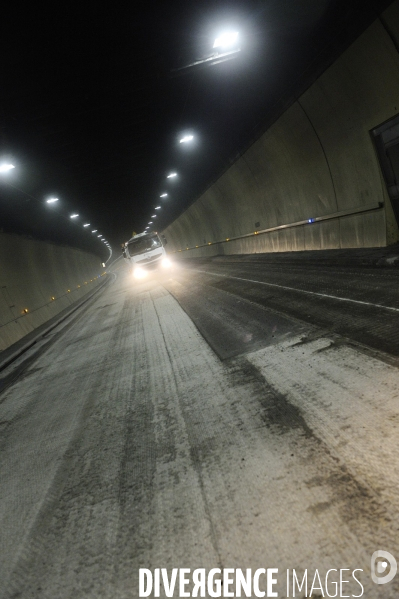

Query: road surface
[1,256,399,598]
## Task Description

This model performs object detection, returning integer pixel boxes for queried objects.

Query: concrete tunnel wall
[0,232,105,352]
[161,1,399,257]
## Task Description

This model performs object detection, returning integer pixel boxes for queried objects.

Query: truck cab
[124,232,171,278]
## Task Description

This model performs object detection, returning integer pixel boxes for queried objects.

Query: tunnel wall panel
[162,3,399,257]
[0,233,104,351]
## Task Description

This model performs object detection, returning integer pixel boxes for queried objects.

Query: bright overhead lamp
[155,206,161,210]
[0,163,15,173]
[83,223,90,227]
[92,230,97,233]
[46,197,58,204]
[160,193,168,198]
[167,172,177,178]
[97,235,102,237]
[179,135,193,143]
[70,214,79,219]
[213,31,239,49]
[149,221,153,224]
[151,215,156,218]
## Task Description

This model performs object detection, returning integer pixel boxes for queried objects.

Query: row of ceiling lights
[0,163,112,256]
[145,170,178,231]
[2,32,240,246]
[144,32,239,235]
[145,142,190,231]
[47,198,111,250]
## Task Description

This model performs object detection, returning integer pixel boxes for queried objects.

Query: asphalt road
[1,257,399,598]
[172,255,399,359]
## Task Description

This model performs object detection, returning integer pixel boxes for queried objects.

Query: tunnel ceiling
[0,0,394,254]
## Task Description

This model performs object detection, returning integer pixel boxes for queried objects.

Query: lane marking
[192,269,399,314]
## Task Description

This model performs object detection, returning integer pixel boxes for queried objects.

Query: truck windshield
[127,234,162,257]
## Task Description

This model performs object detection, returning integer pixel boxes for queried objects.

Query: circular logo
[371,551,397,585]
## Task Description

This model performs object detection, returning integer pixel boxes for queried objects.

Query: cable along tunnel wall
[162,2,399,257]
[0,232,105,352]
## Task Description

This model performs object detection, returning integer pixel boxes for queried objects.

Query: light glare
[179,135,193,143]
[83,223,90,227]
[0,163,15,173]
[160,193,168,197]
[213,31,239,49]
[133,267,147,280]
[70,214,79,219]
[92,230,98,233]
[167,172,177,178]
[155,206,161,210]
[161,258,172,268]
[46,198,58,204]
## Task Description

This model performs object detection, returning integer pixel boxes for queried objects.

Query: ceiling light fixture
[0,163,15,173]
[213,31,239,49]
[179,135,193,143]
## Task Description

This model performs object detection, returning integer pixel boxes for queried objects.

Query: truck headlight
[133,267,147,279]
[161,258,171,268]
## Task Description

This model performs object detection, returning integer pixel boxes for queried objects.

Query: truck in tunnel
[124,232,172,279]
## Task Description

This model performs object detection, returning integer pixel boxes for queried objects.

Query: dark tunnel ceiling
[0,0,393,255]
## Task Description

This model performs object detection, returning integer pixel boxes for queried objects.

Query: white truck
[123,231,171,279]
